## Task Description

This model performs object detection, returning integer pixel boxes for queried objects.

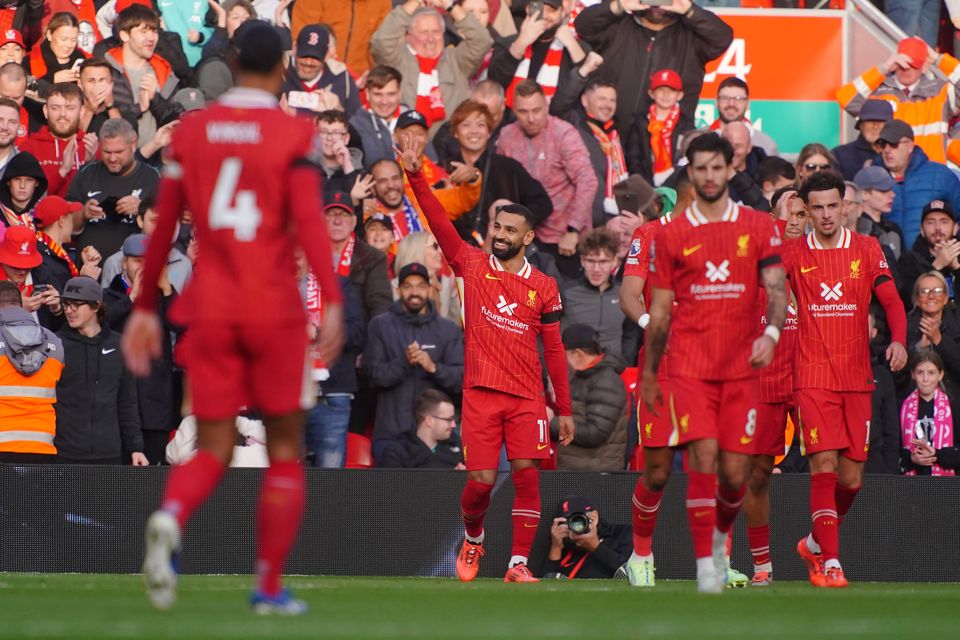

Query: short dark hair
[48,82,83,103]
[717,77,749,96]
[584,78,617,95]
[315,109,348,127]
[798,170,846,203]
[770,185,797,210]
[495,202,537,229]
[366,65,402,90]
[685,132,734,165]
[223,0,256,17]
[0,96,18,114]
[414,389,453,426]
[116,4,160,33]
[79,58,113,76]
[137,196,155,217]
[0,281,21,307]
[755,157,796,188]
[513,80,544,100]
[229,21,284,74]
[577,227,619,258]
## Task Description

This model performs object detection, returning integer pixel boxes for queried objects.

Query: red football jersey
[757,286,798,404]
[137,87,341,321]
[623,214,673,376]
[649,201,782,381]
[784,227,891,392]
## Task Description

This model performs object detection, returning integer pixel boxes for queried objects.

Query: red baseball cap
[897,37,927,69]
[34,196,83,228]
[0,29,24,49]
[0,225,41,269]
[650,69,682,91]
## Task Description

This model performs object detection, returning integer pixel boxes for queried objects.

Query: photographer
[541,495,631,580]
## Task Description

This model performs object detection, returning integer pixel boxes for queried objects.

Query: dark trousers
[0,452,56,464]
[56,456,124,465]
[142,431,171,465]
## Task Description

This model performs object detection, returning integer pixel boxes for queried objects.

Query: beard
[492,239,522,261]
[641,9,676,25]
[694,182,728,204]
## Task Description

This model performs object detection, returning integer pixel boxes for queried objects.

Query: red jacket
[20,126,93,197]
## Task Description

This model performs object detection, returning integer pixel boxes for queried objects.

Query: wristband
[763,325,781,344]
[638,313,650,330]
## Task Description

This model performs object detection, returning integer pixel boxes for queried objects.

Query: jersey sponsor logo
[526,289,537,308]
[800,265,818,273]
[849,259,862,279]
[820,282,843,301]
[628,238,642,258]
[736,234,750,257]
[206,122,262,144]
[809,282,856,317]
[484,273,501,281]
[480,304,530,335]
[496,294,518,316]
[682,244,702,257]
[705,260,730,282]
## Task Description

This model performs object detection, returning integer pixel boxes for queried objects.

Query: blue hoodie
[889,147,960,246]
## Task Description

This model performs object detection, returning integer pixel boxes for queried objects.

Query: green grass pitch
[1,574,957,639]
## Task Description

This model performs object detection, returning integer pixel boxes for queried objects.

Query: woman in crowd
[900,351,958,475]
[906,271,960,393]
[28,13,87,96]
[795,143,840,183]
[393,231,460,327]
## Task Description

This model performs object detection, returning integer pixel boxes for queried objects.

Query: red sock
[460,479,494,540]
[510,466,540,559]
[715,483,746,534]
[810,472,839,562]
[255,460,305,597]
[160,450,226,530]
[835,484,860,523]
[747,525,771,568]
[631,480,663,556]
[686,471,717,559]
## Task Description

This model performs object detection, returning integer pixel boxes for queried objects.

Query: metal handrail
[845,0,907,43]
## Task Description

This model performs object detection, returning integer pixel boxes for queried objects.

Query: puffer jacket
[888,147,960,246]
[552,353,628,472]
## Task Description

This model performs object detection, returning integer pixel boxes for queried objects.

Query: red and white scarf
[335,233,356,277]
[900,388,955,477]
[647,104,680,185]
[586,117,628,214]
[506,38,564,108]
[37,231,78,277]
[304,271,329,382]
[414,51,446,127]
[1,203,33,229]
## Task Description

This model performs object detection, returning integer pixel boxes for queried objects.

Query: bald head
[722,121,752,172]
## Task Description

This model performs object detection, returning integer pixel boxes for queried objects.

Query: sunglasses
[877,140,906,150]
[803,163,831,172]
[918,287,946,296]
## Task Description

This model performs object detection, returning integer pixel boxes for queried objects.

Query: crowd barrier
[1,466,955,581]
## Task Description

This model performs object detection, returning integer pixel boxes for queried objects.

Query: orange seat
[345,433,373,468]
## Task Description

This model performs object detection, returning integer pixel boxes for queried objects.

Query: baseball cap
[364,212,393,231]
[324,191,355,215]
[649,69,682,91]
[172,88,205,112]
[33,196,82,227]
[122,233,148,257]
[0,225,40,269]
[559,495,595,519]
[856,99,893,128]
[613,174,655,215]
[853,166,895,192]
[61,276,103,303]
[0,29,24,49]
[897,36,927,70]
[877,119,914,144]
[296,24,330,60]
[395,111,428,131]
[921,200,956,222]
[397,262,429,284]
[561,323,600,352]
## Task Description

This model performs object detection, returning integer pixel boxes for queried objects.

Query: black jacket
[540,519,632,579]
[347,237,393,322]
[54,324,143,460]
[833,134,878,182]
[575,2,733,125]
[28,39,87,98]
[433,108,516,167]
[865,361,901,474]
[898,233,960,305]
[487,32,586,100]
[906,305,960,388]
[377,429,464,469]
[363,300,464,441]
[314,275,366,396]
[0,151,47,222]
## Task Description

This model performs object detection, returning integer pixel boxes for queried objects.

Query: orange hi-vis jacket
[837,54,960,165]
[0,308,64,455]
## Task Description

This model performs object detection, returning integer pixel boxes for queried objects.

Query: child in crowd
[900,350,958,475]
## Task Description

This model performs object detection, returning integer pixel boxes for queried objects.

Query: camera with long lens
[567,511,590,535]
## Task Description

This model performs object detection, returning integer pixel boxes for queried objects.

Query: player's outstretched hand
[749,334,776,369]
[121,310,163,377]
[887,340,908,372]
[394,130,423,173]
[640,370,663,415]
[557,415,575,446]
[317,303,346,366]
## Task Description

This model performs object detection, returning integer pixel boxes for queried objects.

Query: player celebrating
[638,133,787,594]
[788,171,906,588]
[122,23,345,614]
[396,130,574,583]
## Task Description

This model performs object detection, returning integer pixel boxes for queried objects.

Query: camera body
[566,511,590,535]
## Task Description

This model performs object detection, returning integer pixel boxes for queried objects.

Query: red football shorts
[643,376,759,454]
[461,387,549,471]
[795,389,872,462]
[182,322,310,420]
[755,402,797,457]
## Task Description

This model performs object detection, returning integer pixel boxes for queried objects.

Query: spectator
[901,351,957,475]
[721,120,766,179]
[394,230,460,326]
[103,4,180,146]
[26,12,87,97]
[795,143,839,183]
[575,0,732,127]
[552,323,627,471]
[832,99,893,181]
[281,24,361,117]
[0,62,44,148]
[370,0,493,133]
[363,213,394,258]
[54,276,147,465]
[0,226,62,328]
[853,166,903,261]
[0,151,46,228]
[78,58,137,136]
[886,3,940,47]
[0,281,64,464]
[707,77,778,157]
[497,80,597,278]
[900,203,960,304]
[0,97,21,178]
[433,79,515,166]
[67,117,160,261]
[626,68,693,186]
[866,308,901,474]
[202,0,255,60]
[560,228,624,358]
[377,388,465,469]
[541,495,632,579]
[393,111,445,184]
[324,190,392,321]
[905,272,960,392]
[843,180,863,232]
[350,65,410,168]
[21,82,97,197]
[157,0,212,68]
[33,196,102,291]
[313,110,362,196]
[41,1,97,54]
[363,262,464,462]
[488,0,586,108]
[837,37,960,166]
[879,120,960,246]
[755,156,796,205]
[291,0,392,75]
[0,29,25,66]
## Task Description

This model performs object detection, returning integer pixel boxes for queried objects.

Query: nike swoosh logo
[740,436,753,445]
[800,265,818,273]
[484,273,501,280]
[101,348,116,355]
[537,443,549,450]
[87,191,102,198]
[523,523,538,528]
[693,510,711,518]
[682,244,702,257]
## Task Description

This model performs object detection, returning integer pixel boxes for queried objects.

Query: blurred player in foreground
[122,22,344,614]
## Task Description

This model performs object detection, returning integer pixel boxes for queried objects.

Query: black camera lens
[567,512,590,535]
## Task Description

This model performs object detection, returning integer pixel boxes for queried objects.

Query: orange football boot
[456,540,484,582]
[796,537,825,587]
[503,563,539,583]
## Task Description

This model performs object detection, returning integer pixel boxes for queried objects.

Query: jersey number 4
[209,157,262,241]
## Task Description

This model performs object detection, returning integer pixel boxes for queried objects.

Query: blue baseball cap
[853,166,895,192]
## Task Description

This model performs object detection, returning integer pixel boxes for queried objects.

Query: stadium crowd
[0,0,958,479]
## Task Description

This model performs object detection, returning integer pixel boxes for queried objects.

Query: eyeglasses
[717,95,748,103]
[803,163,831,172]
[918,287,946,296]
[429,415,457,424]
[63,300,92,310]
[317,130,348,138]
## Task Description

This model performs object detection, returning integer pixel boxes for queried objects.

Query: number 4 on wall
[703,38,752,83]
[209,157,262,241]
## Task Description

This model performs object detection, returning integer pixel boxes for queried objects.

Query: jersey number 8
[209,157,262,241]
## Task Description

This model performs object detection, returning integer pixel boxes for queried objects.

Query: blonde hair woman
[393,231,462,326]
